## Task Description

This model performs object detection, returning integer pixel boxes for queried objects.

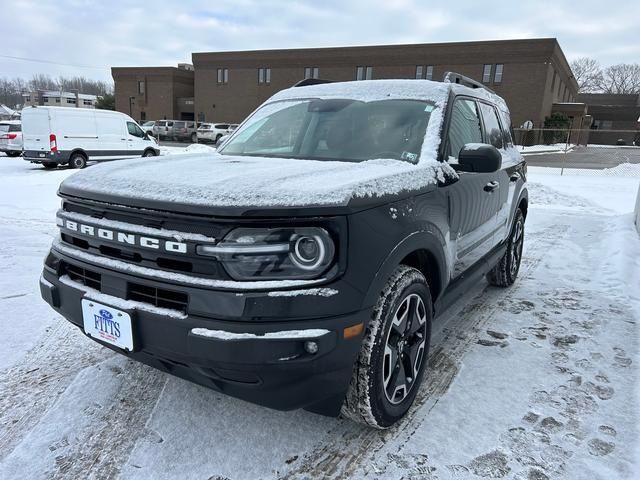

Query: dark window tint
[447,98,483,159]
[9,124,21,132]
[478,102,504,149]
[498,110,513,146]
[187,122,195,128]
[215,124,230,129]
[127,122,144,138]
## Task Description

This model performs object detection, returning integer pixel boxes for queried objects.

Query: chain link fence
[513,128,640,177]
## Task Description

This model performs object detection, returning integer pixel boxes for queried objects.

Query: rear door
[443,97,502,278]
[21,108,51,153]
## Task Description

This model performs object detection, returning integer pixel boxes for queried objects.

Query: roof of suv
[270,78,509,113]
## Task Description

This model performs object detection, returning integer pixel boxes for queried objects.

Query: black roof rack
[442,72,495,94]
[293,78,335,87]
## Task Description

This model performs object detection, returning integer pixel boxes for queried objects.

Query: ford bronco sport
[39,74,527,428]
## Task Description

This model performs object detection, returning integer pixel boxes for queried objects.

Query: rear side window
[498,110,513,146]
[215,124,230,129]
[478,102,504,149]
[167,121,174,127]
[174,121,185,128]
[187,122,195,128]
[447,98,483,159]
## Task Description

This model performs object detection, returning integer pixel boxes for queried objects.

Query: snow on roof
[29,91,98,100]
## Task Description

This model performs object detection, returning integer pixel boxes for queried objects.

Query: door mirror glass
[457,144,502,173]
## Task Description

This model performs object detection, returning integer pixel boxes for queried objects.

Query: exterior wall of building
[22,91,97,109]
[578,93,640,145]
[112,67,194,122]
[192,38,578,129]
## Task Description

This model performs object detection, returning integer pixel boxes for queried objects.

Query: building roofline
[192,37,558,60]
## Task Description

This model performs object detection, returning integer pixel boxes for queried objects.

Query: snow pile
[159,144,216,156]
[635,183,640,234]
[518,144,574,154]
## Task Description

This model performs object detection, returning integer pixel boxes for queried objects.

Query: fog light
[304,341,319,354]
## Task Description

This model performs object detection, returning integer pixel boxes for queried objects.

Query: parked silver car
[0,121,22,157]
[197,123,234,144]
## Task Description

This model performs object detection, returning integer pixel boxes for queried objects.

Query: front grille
[127,282,189,313]
[65,263,101,290]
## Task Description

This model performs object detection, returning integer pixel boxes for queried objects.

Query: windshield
[219,98,435,163]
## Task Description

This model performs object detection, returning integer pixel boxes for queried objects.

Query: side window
[127,122,144,138]
[447,98,483,160]
[498,110,513,146]
[478,103,504,149]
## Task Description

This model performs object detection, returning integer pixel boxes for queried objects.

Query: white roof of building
[22,91,97,100]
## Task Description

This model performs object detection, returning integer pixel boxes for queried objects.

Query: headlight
[196,227,335,280]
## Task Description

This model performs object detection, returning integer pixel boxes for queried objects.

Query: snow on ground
[518,144,574,155]
[0,156,638,479]
[159,143,216,155]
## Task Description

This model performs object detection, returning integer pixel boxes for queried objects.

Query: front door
[443,97,502,278]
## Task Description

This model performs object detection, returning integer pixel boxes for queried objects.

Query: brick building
[113,38,580,130]
[111,64,195,122]
[22,90,97,109]
[577,93,640,145]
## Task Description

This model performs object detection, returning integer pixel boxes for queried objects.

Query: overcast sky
[2,0,638,84]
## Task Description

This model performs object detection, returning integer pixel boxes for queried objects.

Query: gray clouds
[2,0,638,82]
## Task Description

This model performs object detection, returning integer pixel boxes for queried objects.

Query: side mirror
[458,144,502,173]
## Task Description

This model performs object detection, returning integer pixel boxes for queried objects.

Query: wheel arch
[69,148,88,161]
[363,231,449,311]
[518,188,528,219]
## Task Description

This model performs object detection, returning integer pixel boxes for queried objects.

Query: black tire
[191,133,197,143]
[69,153,87,169]
[487,209,525,287]
[143,149,156,157]
[342,265,432,428]
[215,134,223,144]
[6,151,21,157]
[42,162,57,169]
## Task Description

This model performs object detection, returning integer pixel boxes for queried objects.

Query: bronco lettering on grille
[62,219,188,254]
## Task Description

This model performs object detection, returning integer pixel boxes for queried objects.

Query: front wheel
[487,208,525,287]
[342,265,432,428]
[143,149,156,157]
[42,162,57,169]
[69,153,87,169]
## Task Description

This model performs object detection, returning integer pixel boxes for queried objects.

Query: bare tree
[570,57,603,93]
[598,63,640,94]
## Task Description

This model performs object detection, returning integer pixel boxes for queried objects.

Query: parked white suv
[140,121,156,135]
[197,123,232,144]
[0,121,23,157]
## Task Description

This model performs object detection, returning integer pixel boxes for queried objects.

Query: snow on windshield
[62,80,457,209]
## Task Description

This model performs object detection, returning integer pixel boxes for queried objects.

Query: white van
[22,106,160,169]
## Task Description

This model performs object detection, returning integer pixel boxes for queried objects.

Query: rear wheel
[42,162,57,169]
[487,209,525,287]
[191,133,197,143]
[6,151,21,157]
[215,134,223,144]
[342,265,432,428]
[69,153,87,169]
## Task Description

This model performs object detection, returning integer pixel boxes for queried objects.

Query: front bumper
[40,246,369,416]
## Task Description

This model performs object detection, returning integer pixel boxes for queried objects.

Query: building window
[83,99,92,105]
[356,66,373,80]
[67,97,76,104]
[217,68,229,84]
[416,65,433,80]
[140,111,146,121]
[42,96,49,103]
[258,67,271,84]
[304,67,319,79]
[138,80,145,95]
[482,64,492,83]
[24,95,31,102]
[55,98,61,103]
[494,64,503,83]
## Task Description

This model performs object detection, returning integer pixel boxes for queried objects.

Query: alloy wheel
[382,293,428,405]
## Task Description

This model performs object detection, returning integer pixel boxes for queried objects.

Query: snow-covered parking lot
[0,152,639,479]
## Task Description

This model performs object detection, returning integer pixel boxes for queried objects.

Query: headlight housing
[197,227,336,280]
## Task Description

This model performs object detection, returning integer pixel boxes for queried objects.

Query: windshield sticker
[424,105,435,112]
[401,151,419,163]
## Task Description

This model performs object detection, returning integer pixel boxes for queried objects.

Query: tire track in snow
[283,223,571,479]
[0,319,112,461]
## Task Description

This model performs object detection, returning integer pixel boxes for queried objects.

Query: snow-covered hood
[59,152,455,215]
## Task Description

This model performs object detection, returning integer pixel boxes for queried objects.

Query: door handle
[510,172,521,182]
[484,181,500,192]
